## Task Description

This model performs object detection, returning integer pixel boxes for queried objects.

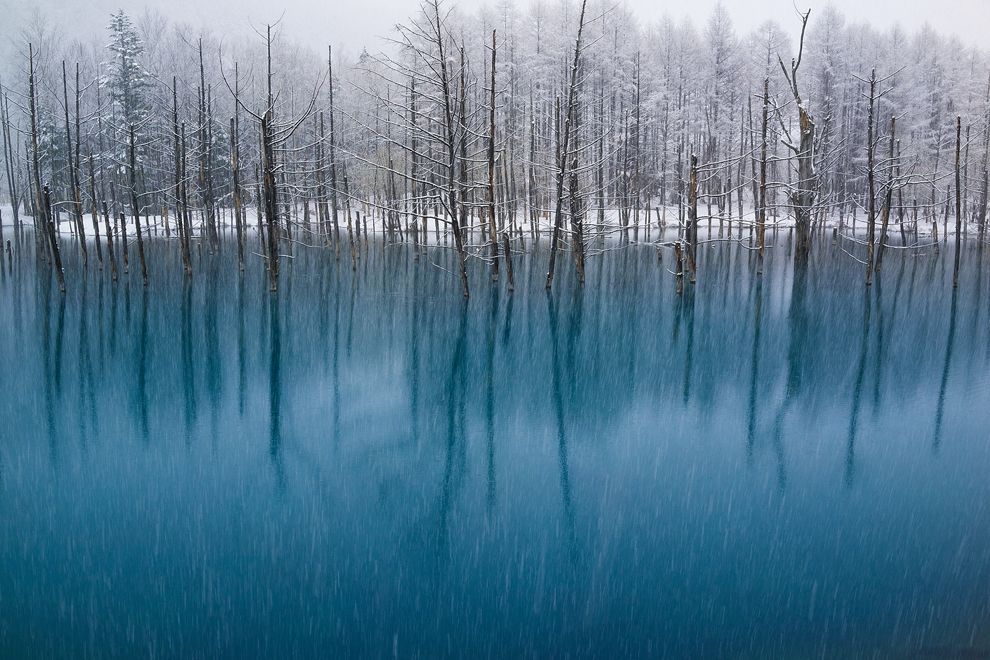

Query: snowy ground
[0,202,948,248]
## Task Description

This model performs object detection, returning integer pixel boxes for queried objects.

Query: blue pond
[1,233,989,657]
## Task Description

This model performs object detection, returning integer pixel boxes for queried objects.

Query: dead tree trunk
[428,0,469,297]
[597,86,606,234]
[978,74,989,235]
[87,155,111,277]
[1,92,20,229]
[408,76,420,257]
[198,40,218,250]
[501,232,514,292]
[129,125,148,286]
[328,46,341,248]
[865,69,877,286]
[487,30,500,281]
[758,78,769,275]
[62,62,87,265]
[778,10,815,265]
[231,63,245,269]
[875,117,896,273]
[29,44,65,292]
[569,75,586,284]
[528,92,538,236]
[316,112,330,241]
[458,48,469,235]
[545,0,589,291]
[42,186,65,291]
[261,113,279,292]
[688,153,699,283]
[953,116,962,288]
[179,120,193,276]
[230,117,244,270]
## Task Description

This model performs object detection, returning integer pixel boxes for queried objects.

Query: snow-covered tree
[105,10,148,130]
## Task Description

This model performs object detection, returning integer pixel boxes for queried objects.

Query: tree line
[2,1,988,295]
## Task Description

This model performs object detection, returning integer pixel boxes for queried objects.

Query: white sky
[4,0,988,57]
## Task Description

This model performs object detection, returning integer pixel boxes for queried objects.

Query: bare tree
[29,43,65,292]
[545,0,589,291]
[777,8,815,265]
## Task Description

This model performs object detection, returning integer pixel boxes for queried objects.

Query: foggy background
[2,0,987,58]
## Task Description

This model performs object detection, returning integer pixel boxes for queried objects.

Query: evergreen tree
[105,10,147,130]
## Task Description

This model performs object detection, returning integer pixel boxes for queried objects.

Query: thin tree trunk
[688,153,699,283]
[545,0,589,291]
[261,113,279,292]
[129,125,148,285]
[953,116,962,288]
[487,30,500,281]
[758,78,768,275]
[865,69,877,286]
[29,44,65,291]
[1,92,20,228]
[179,121,193,275]
[87,154,104,268]
[230,117,244,270]
[62,62,87,265]
[875,117,896,273]
[328,46,341,248]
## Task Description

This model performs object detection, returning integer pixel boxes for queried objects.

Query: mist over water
[1,232,989,657]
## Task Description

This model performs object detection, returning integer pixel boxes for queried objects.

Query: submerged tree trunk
[687,153,699,283]
[62,61,87,265]
[180,123,193,275]
[778,10,815,265]
[29,44,65,292]
[487,30,500,281]
[875,117,897,274]
[261,113,280,292]
[328,46,341,247]
[230,117,244,270]
[953,116,962,288]
[1,92,20,229]
[86,154,104,267]
[129,125,148,286]
[758,78,769,275]
[865,69,877,286]
[545,0,589,291]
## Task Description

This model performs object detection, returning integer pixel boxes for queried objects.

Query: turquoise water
[1,233,989,657]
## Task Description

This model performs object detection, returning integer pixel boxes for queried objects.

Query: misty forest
[1,0,990,656]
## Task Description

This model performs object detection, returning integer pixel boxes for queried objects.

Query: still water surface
[1,235,989,657]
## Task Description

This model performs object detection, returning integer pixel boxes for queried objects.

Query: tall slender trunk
[953,116,962,288]
[458,47,469,234]
[978,73,990,234]
[86,154,104,267]
[758,78,769,274]
[865,69,877,286]
[875,117,896,273]
[43,187,66,291]
[29,44,65,291]
[261,112,280,292]
[316,112,330,240]
[409,76,419,257]
[487,30,500,281]
[230,117,244,270]
[430,0,469,298]
[545,0,589,291]
[62,62,86,264]
[328,46,341,246]
[597,85,606,233]
[688,153,699,283]
[1,92,20,228]
[129,125,148,285]
[180,123,193,274]
[198,40,218,249]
